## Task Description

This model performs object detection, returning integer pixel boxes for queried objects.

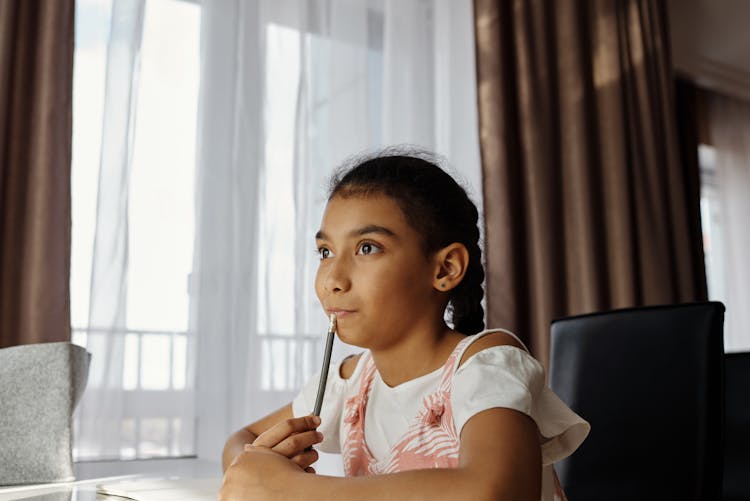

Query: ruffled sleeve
[292,356,353,453]
[451,345,590,465]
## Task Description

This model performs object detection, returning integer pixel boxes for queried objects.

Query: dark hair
[328,148,485,335]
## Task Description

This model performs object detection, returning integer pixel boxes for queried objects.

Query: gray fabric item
[0,342,90,485]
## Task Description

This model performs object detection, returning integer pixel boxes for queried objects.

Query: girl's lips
[328,309,355,318]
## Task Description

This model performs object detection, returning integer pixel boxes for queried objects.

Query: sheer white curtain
[191,0,482,468]
[74,0,145,459]
[190,0,265,460]
[73,0,199,461]
[708,94,750,352]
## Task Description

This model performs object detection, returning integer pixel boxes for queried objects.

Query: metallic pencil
[312,313,337,416]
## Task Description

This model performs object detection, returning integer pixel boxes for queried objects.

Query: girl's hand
[250,415,323,472]
[220,445,305,500]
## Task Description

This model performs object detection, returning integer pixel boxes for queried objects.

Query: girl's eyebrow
[315,225,396,240]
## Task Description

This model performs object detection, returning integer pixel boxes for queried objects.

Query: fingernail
[312,415,321,426]
[316,431,323,441]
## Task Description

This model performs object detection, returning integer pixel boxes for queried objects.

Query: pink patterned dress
[340,335,568,500]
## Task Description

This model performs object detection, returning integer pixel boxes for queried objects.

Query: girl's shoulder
[457,329,527,369]
[339,353,364,380]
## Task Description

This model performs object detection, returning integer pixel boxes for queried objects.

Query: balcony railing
[71,327,324,460]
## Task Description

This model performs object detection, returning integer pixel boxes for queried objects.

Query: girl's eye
[357,242,382,256]
[317,247,334,260]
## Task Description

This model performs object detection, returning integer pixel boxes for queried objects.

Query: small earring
[440,283,446,288]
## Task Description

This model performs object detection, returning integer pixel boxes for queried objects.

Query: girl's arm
[221,406,541,501]
[222,404,321,473]
[223,354,362,472]
[223,404,292,471]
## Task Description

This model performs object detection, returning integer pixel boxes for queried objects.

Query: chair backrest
[723,351,750,501]
[549,302,725,501]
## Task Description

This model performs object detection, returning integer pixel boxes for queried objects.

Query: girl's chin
[335,329,370,349]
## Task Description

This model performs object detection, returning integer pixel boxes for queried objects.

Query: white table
[0,458,222,501]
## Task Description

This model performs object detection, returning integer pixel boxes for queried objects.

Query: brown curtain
[0,0,74,347]
[474,0,707,366]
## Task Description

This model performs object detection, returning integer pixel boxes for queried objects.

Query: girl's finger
[252,415,320,449]
[272,429,323,457]
[290,448,319,470]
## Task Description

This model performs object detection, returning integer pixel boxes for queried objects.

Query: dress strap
[435,334,477,390]
[357,352,377,393]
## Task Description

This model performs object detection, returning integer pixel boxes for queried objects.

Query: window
[71,0,200,460]
[698,144,727,304]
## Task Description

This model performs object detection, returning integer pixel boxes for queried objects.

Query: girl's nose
[324,258,352,293]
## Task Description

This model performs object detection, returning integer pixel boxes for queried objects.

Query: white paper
[96,478,221,501]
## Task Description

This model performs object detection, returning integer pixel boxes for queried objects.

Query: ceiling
[667,0,750,101]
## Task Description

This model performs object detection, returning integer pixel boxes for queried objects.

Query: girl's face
[314,194,440,349]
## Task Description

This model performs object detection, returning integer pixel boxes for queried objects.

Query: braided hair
[328,148,485,335]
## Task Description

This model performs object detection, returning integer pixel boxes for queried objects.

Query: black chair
[724,351,750,501]
[549,302,725,501]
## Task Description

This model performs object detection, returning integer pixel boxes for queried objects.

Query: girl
[221,151,589,500]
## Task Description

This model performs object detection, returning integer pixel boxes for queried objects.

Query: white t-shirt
[293,329,590,497]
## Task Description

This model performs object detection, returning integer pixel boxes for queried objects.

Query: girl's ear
[432,243,469,292]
